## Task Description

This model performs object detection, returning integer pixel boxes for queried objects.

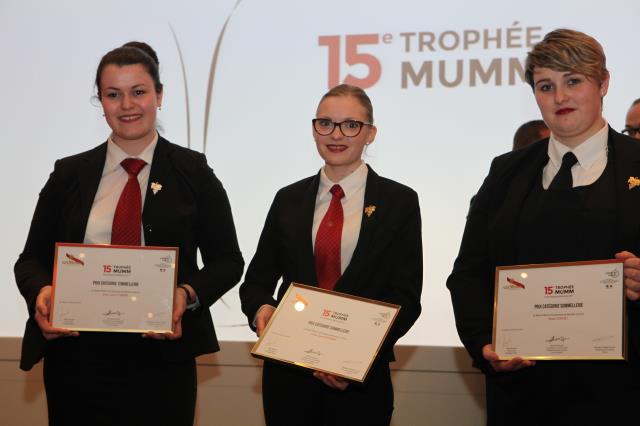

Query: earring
[158,106,162,111]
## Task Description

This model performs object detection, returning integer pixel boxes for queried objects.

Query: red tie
[315,184,345,290]
[111,158,146,245]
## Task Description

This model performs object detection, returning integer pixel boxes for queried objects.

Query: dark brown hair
[95,41,163,97]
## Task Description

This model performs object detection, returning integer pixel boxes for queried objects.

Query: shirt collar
[318,161,368,200]
[547,122,608,170]
[104,132,158,174]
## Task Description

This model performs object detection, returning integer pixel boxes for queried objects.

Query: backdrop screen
[2,0,639,346]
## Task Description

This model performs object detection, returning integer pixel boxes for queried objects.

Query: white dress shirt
[542,123,609,189]
[253,161,369,325]
[83,133,157,245]
[312,161,368,273]
[82,133,201,309]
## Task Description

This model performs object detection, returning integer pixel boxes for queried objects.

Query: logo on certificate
[154,255,175,272]
[320,309,349,322]
[102,264,132,275]
[544,284,575,296]
[504,276,525,290]
[372,312,391,326]
[63,253,85,266]
[605,269,619,279]
[600,269,620,287]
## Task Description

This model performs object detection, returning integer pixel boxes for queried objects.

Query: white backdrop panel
[2,0,639,346]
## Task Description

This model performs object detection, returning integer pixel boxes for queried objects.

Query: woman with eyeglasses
[448,29,640,425]
[240,84,422,425]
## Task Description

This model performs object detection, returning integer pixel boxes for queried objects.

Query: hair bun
[122,41,159,66]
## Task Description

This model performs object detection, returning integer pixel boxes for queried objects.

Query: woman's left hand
[143,286,188,340]
[615,251,640,301]
[313,371,349,391]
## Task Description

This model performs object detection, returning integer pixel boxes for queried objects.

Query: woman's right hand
[255,305,276,337]
[34,286,79,340]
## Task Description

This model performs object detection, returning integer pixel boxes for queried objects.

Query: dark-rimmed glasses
[623,126,640,138]
[312,118,372,137]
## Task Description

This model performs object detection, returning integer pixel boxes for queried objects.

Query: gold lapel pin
[628,177,640,190]
[151,182,163,195]
[364,205,376,217]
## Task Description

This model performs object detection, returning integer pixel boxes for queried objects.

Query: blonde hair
[319,84,374,123]
[525,29,608,90]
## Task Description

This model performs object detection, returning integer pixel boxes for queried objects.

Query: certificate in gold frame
[51,242,179,333]
[251,283,400,382]
[493,259,626,361]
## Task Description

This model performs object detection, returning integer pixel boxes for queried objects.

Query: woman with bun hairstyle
[240,84,422,425]
[15,41,244,425]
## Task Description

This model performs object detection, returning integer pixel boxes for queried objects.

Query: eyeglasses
[312,118,372,137]
[623,126,640,137]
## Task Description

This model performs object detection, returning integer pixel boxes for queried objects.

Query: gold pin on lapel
[151,182,163,195]
[364,205,376,217]
[628,177,640,190]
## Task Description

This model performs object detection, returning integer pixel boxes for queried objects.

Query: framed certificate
[251,283,400,382]
[493,259,626,360]
[51,243,179,333]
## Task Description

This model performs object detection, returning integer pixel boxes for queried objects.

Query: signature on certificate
[545,335,569,343]
[592,335,614,342]
[304,348,323,356]
[103,310,124,317]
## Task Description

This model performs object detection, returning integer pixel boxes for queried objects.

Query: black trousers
[485,361,640,426]
[44,356,197,426]
[262,360,394,426]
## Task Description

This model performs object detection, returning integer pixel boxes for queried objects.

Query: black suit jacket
[240,165,423,361]
[447,127,640,374]
[15,136,244,371]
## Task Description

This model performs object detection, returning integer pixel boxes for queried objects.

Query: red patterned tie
[111,158,146,245]
[315,184,345,290]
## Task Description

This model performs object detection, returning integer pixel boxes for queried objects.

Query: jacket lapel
[141,137,173,244]
[491,141,549,266]
[334,165,379,291]
[610,128,640,252]
[297,172,321,285]
[72,143,107,242]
